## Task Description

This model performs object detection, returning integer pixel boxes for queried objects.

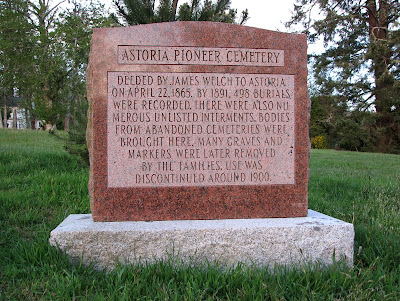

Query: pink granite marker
[87,22,309,221]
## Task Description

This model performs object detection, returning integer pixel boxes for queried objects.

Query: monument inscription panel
[107,72,294,187]
[87,22,309,221]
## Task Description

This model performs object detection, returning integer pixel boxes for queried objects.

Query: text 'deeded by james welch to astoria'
[107,72,295,188]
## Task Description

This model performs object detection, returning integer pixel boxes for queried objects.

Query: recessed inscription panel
[107,72,294,188]
[118,46,284,67]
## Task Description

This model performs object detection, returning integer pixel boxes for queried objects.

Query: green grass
[1,129,399,300]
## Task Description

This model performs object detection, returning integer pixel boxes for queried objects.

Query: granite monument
[86,22,309,221]
[50,22,354,270]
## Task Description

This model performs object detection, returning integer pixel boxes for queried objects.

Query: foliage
[63,99,89,165]
[309,95,347,146]
[0,0,111,129]
[27,0,67,126]
[1,130,400,299]
[55,0,113,131]
[310,95,381,152]
[334,111,379,152]
[335,118,367,151]
[310,135,327,149]
[177,0,248,23]
[0,0,36,127]
[288,0,400,153]
[113,0,249,25]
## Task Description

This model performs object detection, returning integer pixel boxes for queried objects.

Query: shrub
[311,135,327,149]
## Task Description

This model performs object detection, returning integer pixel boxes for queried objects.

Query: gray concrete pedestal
[49,210,354,271]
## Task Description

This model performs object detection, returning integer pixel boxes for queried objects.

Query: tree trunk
[12,107,17,129]
[64,111,70,131]
[367,0,393,152]
[64,19,79,132]
[2,91,7,128]
[3,101,7,128]
[24,108,31,129]
[0,108,3,128]
[22,93,31,129]
[30,110,37,129]
[170,0,179,21]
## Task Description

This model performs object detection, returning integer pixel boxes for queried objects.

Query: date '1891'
[107,71,295,188]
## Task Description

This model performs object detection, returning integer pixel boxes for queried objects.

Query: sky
[228,0,323,54]
[230,0,296,31]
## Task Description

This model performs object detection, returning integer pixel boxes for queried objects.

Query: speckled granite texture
[86,22,309,221]
[49,210,354,271]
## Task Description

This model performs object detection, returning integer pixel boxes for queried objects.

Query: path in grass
[1,129,399,300]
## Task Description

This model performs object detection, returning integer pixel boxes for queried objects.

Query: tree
[177,0,248,23]
[287,0,400,153]
[113,0,248,25]
[309,95,348,143]
[0,0,35,128]
[28,0,70,129]
[56,0,112,130]
[1,0,112,131]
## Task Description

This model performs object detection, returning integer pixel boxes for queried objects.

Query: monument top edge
[92,21,307,37]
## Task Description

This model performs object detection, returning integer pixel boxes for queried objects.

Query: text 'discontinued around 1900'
[107,72,295,188]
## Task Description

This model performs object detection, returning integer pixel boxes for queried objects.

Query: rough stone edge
[49,210,354,271]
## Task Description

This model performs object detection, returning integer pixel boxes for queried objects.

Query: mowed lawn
[1,129,399,300]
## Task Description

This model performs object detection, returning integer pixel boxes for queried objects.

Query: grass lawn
[1,129,399,300]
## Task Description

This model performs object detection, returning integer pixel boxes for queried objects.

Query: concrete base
[49,210,354,271]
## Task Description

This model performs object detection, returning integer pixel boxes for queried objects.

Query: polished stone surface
[87,22,309,221]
